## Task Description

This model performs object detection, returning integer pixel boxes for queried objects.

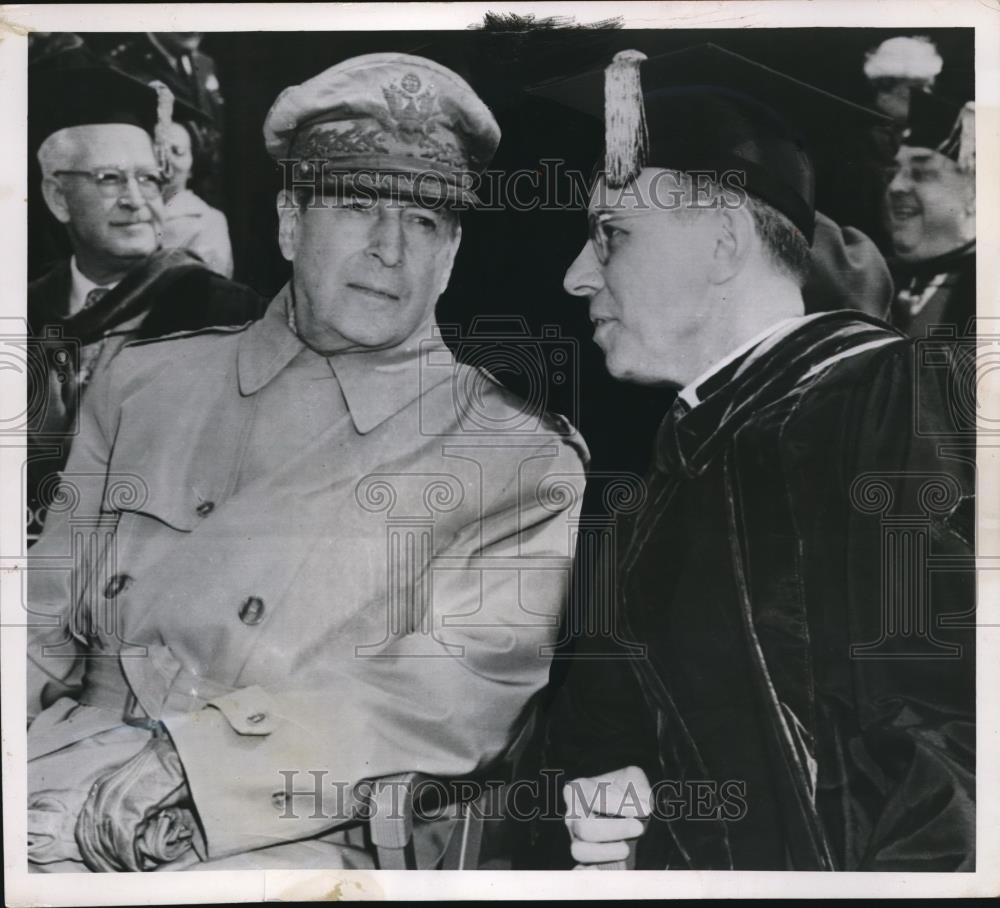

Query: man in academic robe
[26,65,263,539]
[538,44,975,871]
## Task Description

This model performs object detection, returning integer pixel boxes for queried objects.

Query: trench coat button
[247,712,267,724]
[104,573,132,599]
[239,596,265,625]
[196,501,215,517]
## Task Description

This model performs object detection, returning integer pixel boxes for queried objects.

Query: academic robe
[542,311,975,871]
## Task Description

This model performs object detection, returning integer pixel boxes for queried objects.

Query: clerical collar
[677,316,815,411]
[68,256,121,317]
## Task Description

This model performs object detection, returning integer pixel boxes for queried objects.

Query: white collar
[677,315,814,410]
[68,257,121,317]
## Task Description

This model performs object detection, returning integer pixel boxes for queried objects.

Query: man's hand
[75,732,202,871]
[563,766,652,869]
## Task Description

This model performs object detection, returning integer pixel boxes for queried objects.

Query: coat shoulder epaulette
[541,410,591,468]
[473,363,590,467]
[123,321,253,349]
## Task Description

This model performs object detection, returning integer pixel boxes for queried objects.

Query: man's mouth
[889,200,921,220]
[347,282,401,301]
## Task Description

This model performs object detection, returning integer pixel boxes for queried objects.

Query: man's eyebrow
[908,152,937,165]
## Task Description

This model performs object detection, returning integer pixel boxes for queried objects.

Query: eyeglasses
[53,168,167,200]
[587,208,663,265]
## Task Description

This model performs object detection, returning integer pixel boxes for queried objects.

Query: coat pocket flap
[205,686,278,736]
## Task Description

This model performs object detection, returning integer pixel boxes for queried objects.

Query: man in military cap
[27,53,587,872]
[884,89,976,337]
[537,45,974,870]
[27,64,262,540]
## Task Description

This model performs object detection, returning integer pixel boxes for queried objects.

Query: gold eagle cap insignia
[382,73,443,138]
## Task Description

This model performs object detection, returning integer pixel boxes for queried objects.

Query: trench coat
[27,286,588,868]
[26,249,264,540]
[542,311,975,871]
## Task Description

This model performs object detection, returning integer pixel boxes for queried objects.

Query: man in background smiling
[26,64,262,539]
[884,89,976,337]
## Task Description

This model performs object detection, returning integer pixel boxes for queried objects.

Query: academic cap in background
[29,62,210,167]
[529,43,891,243]
[904,88,975,171]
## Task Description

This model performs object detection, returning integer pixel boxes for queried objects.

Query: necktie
[84,286,109,310]
[77,287,111,387]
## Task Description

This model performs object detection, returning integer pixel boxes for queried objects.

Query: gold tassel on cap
[149,80,176,178]
[942,101,976,173]
[939,101,975,172]
[604,49,648,187]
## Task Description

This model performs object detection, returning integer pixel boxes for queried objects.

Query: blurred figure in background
[161,120,234,277]
[99,32,226,207]
[864,36,943,125]
[884,90,975,336]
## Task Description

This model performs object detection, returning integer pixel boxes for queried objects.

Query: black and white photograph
[2,2,997,902]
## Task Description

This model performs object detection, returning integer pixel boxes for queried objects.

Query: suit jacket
[27,286,589,865]
[542,312,975,871]
[26,249,264,539]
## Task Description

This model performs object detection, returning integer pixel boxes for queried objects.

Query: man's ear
[276,190,301,263]
[708,205,753,285]
[434,222,462,298]
[40,177,72,225]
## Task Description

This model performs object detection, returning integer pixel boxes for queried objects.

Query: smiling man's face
[278,191,460,352]
[49,125,164,276]
[885,145,975,262]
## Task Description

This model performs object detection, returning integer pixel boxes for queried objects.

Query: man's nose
[563,242,604,298]
[368,207,403,267]
[888,166,913,194]
[117,173,148,209]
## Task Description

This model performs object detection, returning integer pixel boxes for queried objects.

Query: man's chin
[108,241,159,262]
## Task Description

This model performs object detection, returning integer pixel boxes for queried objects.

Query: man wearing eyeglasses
[27,53,586,872]
[536,45,974,871]
[26,65,263,539]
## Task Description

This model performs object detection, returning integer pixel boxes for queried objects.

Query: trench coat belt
[77,653,236,728]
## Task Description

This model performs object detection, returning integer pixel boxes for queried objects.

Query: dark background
[28,27,975,481]
[25,26,976,869]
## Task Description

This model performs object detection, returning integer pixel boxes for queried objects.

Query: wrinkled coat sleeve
[162,443,587,859]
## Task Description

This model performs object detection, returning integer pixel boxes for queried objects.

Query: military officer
[27,53,588,871]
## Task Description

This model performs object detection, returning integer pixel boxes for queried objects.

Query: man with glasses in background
[27,65,262,539]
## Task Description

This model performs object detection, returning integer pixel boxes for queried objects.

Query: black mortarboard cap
[29,61,209,152]
[530,43,890,244]
[29,64,160,150]
[905,88,975,170]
